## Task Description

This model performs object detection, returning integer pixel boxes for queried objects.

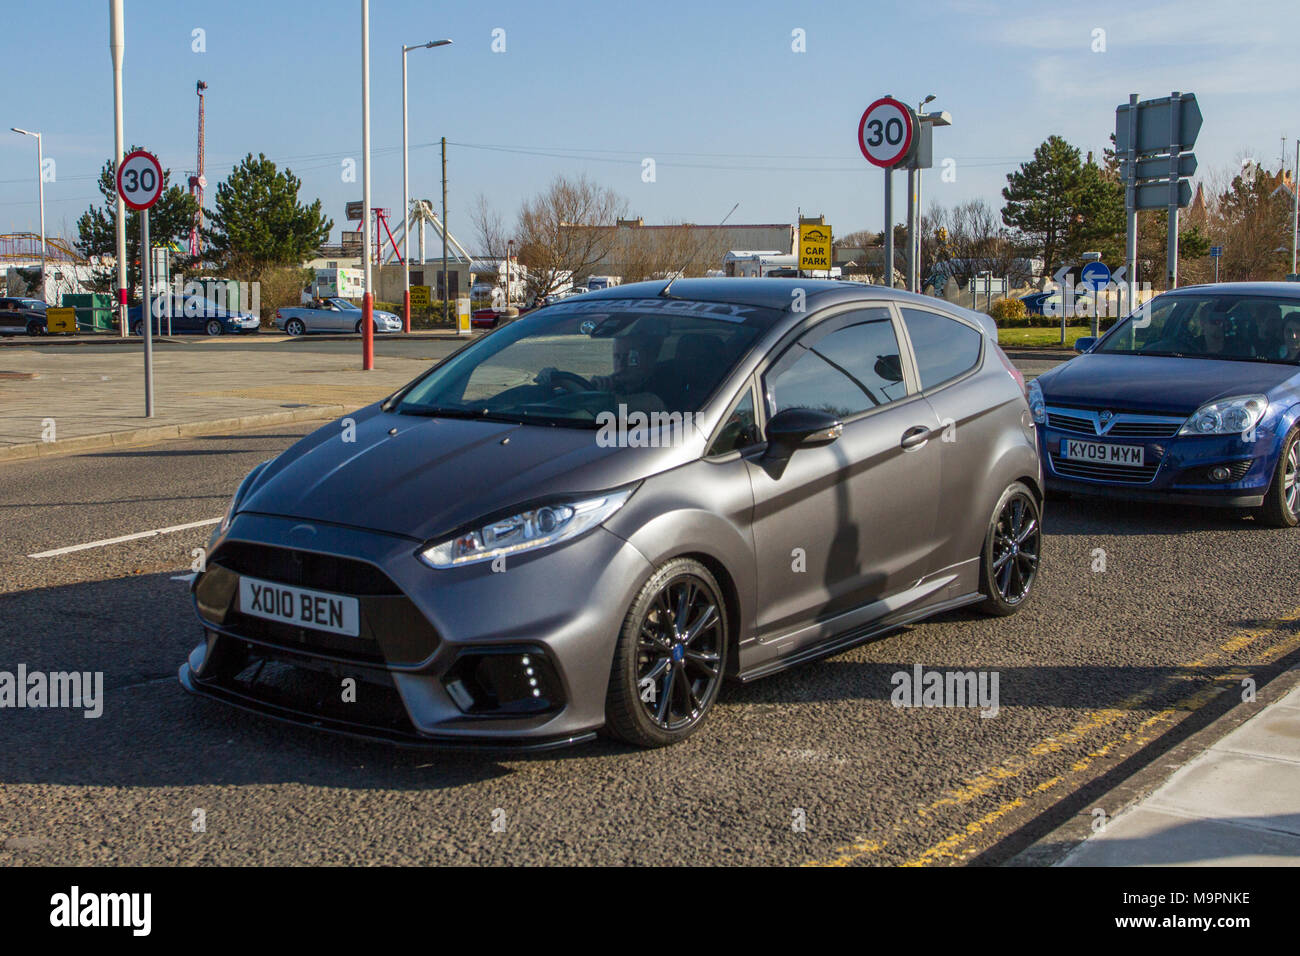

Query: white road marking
[171,572,199,583]
[28,518,222,559]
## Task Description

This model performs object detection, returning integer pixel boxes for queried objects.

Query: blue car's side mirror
[1074,337,1097,354]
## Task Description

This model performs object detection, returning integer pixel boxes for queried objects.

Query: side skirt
[734,591,985,683]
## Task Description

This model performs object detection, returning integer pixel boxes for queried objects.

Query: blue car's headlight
[1178,395,1269,436]
[1027,379,1046,424]
[419,490,632,568]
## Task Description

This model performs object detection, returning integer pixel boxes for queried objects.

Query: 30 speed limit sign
[857,97,915,168]
[116,149,164,211]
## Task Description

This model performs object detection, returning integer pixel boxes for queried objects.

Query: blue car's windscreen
[394,297,777,426]
[1098,293,1300,363]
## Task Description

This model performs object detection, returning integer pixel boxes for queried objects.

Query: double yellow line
[807,607,1300,867]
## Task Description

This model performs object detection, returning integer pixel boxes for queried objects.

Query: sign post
[1116,92,1201,302]
[116,148,164,417]
[859,96,915,289]
[1210,245,1223,282]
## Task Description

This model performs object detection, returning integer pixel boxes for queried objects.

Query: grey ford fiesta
[181,278,1043,749]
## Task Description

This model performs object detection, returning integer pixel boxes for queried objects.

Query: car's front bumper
[1039,422,1277,508]
[180,512,653,748]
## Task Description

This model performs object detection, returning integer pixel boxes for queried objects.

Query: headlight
[219,459,272,534]
[1027,379,1046,424]
[419,489,633,568]
[1178,395,1268,436]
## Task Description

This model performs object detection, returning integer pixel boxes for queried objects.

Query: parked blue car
[1030,283,1300,526]
[129,293,261,336]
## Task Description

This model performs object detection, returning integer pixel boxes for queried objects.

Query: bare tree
[515,174,627,300]
[468,192,510,261]
[614,223,731,282]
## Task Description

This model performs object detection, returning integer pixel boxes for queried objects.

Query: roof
[1166,281,1300,298]
[580,277,974,312]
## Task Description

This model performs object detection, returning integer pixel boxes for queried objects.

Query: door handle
[900,425,932,449]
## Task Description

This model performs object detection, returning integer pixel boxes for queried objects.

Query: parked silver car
[274,297,402,335]
[182,279,1043,749]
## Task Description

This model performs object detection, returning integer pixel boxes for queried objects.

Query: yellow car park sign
[799,225,833,272]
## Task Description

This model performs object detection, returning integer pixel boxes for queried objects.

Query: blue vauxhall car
[1030,283,1300,526]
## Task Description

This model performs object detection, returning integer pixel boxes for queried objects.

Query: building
[560,218,795,282]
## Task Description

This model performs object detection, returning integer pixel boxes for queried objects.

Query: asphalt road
[3,365,1300,865]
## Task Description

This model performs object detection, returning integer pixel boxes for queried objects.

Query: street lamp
[908,97,952,293]
[11,127,46,304]
[402,38,452,333]
[506,239,514,311]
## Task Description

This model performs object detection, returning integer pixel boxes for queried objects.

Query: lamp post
[361,0,374,370]
[10,128,45,303]
[402,38,452,333]
[110,0,127,335]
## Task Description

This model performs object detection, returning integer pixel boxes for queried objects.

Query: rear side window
[900,308,983,391]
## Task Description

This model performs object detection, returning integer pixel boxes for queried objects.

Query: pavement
[0,332,471,461]
[1029,666,1300,866]
[3,341,1300,865]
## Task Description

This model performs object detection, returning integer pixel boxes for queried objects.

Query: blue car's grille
[1046,406,1185,439]
[1046,410,1094,434]
[1050,455,1160,484]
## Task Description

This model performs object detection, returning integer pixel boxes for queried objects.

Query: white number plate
[238,575,360,636]
[1060,439,1145,467]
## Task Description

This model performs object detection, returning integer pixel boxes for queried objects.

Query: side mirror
[764,407,843,458]
[1074,337,1097,354]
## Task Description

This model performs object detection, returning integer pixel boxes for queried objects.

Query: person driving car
[1281,315,1300,362]
[536,331,665,394]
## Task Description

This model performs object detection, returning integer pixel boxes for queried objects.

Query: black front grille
[1050,455,1160,484]
[215,541,400,595]
[195,546,439,668]
[213,655,418,738]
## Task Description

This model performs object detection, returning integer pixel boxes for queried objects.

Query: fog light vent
[444,647,563,715]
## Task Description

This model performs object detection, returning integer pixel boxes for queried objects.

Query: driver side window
[763,310,905,419]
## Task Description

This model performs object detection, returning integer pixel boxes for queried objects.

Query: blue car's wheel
[205,319,223,336]
[1258,428,1300,528]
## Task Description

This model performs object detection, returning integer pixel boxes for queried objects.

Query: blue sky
[2,0,1296,248]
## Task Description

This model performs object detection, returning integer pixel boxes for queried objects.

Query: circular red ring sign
[857,97,915,168]
[116,149,165,211]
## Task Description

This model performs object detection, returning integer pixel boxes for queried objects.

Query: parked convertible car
[1031,282,1300,525]
[275,297,402,335]
[181,278,1043,749]
[130,293,261,336]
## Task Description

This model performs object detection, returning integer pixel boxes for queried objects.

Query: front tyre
[604,557,728,748]
[1257,428,1300,528]
[977,481,1042,617]
[205,319,223,336]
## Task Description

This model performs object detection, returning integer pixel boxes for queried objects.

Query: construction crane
[187,80,207,258]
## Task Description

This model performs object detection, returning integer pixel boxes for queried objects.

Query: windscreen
[393,297,778,427]
[1098,293,1300,363]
